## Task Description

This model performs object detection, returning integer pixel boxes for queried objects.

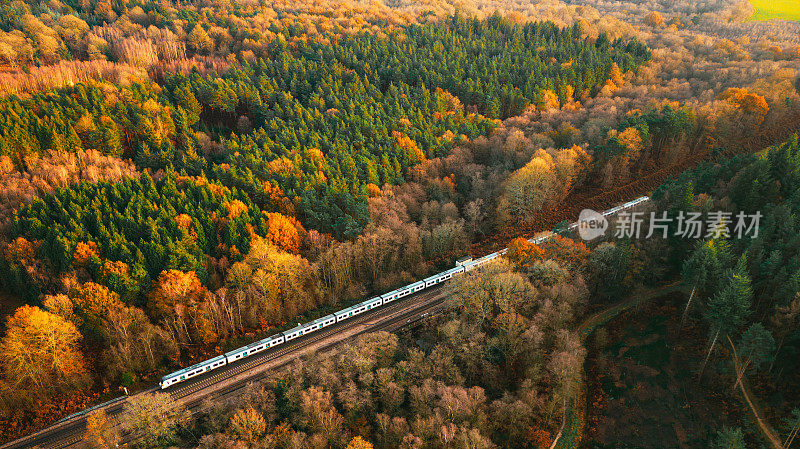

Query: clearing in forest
[749,0,800,22]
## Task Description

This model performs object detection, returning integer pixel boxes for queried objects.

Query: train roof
[284,322,306,335]
[224,333,283,358]
[307,314,337,326]
[161,354,226,381]
[335,303,365,315]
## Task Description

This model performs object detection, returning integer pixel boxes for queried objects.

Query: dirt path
[552,282,685,448]
[552,281,786,449]
[738,376,785,449]
[576,283,683,340]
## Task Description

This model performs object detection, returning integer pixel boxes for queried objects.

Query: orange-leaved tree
[506,238,546,269]
[147,269,214,344]
[264,212,304,254]
[147,269,206,318]
[70,282,123,336]
[229,406,267,443]
[0,305,89,393]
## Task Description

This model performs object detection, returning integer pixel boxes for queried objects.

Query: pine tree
[701,255,752,375]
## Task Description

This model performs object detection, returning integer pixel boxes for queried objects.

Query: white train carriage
[362,296,383,311]
[283,323,307,341]
[381,288,404,304]
[456,256,473,267]
[382,283,416,304]
[283,313,337,341]
[160,354,227,389]
[465,252,499,271]
[306,314,337,332]
[423,273,445,287]
[334,302,369,322]
[462,259,480,271]
[409,280,426,294]
[225,334,284,363]
[423,265,462,287]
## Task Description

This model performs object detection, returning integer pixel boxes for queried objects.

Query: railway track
[2,286,452,449]
[470,149,710,255]
[3,172,677,449]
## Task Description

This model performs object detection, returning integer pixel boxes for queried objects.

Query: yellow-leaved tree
[498,146,590,224]
[85,409,120,449]
[346,436,375,449]
[0,305,89,393]
[229,406,266,443]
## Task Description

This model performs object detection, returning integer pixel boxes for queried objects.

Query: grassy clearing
[749,0,800,22]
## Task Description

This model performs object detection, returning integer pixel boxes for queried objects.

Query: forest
[0,0,799,446]
[78,134,800,448]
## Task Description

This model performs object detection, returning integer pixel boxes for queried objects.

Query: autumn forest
[0,0,799,447]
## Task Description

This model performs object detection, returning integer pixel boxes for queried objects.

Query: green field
[749,0,800,21]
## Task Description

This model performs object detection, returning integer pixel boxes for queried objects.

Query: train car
[380,288,403,304]
[283,313,337,341]
[334,302,370,322]
[456,256,473,267]
[467,252,499,270]
[306,314,338,332]
[225,333,283,364]
[283,323,306,341]
[408,280,425,294]
[362,296,383,311]
[426,266,462,286]
[462,259,481,271]
[381,287,406,304]
[160,354,227,389]
[423,273,445,288]
[382,283,418,304]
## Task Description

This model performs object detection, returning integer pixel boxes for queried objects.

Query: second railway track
[7,286,452,449]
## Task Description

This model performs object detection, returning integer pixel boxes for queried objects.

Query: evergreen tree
[701,255,752,375]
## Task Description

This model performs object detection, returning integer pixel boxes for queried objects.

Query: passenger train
[160,196,650,388]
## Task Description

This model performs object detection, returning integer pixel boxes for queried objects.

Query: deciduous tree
[85,409,121,449]
[229,406,266,443]
[0,305,89,393]
[119,392,189,447]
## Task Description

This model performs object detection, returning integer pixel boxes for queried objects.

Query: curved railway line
[4,187,659,449]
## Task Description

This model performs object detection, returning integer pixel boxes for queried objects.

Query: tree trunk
[768,336,785,374]
[680,285,696,326]
[785,421,800,449]
[727,335,750,390]
[785,424,798,448]
[700,329,720,377]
